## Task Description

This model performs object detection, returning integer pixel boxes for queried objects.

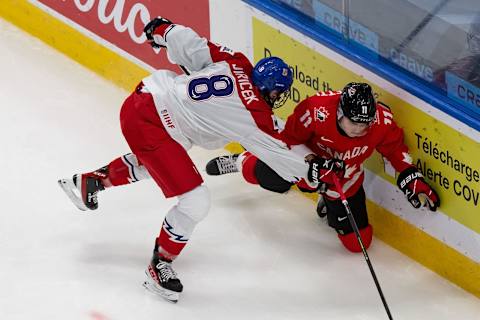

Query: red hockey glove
[397,167,440,211]
[143,17,173,48]
[307,156,345,185]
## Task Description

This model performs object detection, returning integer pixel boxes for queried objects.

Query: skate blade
[142,271,180,303]
[57,178,88,211]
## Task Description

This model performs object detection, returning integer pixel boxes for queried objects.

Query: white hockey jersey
[142,24,309,183]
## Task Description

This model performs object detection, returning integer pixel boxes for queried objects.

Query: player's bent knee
[337,224,373,253]
[255,160,293,193]
[177,185,210,222]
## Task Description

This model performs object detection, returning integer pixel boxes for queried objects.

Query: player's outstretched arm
[374,107,440,211]
[143,17,213,72]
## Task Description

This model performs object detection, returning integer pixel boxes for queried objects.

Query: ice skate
[205,154,239,175]
[316,194,327,219]
[143,254,183,303]
[58,168,106,211]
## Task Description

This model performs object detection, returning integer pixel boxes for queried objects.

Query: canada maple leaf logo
[344,164,357,179]
[315,106,329,122]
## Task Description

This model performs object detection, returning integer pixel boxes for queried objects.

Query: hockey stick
[332,175,394,320]
[179,65,190,75]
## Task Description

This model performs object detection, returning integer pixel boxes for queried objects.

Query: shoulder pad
[377,101,391,111]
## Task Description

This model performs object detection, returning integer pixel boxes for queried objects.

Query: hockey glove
[307,156,345,185]
[296,178,327,193]
[143,17,173,48]
[397,167,440,211]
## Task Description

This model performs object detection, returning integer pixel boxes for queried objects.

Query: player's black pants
[323,187,368,235]
[253,159,369,235]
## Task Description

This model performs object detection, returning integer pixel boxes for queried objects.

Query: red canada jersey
[281,91,415,199]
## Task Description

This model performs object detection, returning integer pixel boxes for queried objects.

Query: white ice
[0,18,478,320]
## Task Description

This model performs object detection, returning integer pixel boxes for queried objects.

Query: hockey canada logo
[315,106,329,122]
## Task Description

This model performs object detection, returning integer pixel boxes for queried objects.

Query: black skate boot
[316,194,328,219]
[143,252,183,303]
[205,154,240,175]
[58,167,107,211]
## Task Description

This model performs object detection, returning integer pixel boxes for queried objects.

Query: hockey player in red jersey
[58,17,306,303]
[206,83,440,253]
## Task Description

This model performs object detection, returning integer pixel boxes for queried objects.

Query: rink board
[0,0,148,91]
[1,0,478,298]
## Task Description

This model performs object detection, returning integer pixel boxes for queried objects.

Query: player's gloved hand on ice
[397,167,440,211]
[307,156,345,185]
[143,17,173,48]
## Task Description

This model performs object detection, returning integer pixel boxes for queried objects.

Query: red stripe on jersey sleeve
[208,42,244,63]
[225,55,281,140]
[374,105,414,173]
[152,24,174,39]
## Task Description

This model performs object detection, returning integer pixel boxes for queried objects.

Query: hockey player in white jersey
[58,17,310,303]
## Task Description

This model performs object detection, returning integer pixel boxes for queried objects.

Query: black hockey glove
[307,156,345,185]
[143,17,173,48]
[296,178,327,194]
[397,167,440,211]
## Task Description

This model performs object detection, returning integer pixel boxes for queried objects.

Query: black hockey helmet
[339,82,376,123]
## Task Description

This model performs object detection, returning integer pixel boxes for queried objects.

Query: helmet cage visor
[272,89,290,109]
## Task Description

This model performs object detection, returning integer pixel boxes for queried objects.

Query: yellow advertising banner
[253,17,480,233]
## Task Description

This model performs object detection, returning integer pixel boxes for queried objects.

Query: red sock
[96,154,143,187]
[239,152,259,185]
[155,219,188,261]
[105,157,133,186]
